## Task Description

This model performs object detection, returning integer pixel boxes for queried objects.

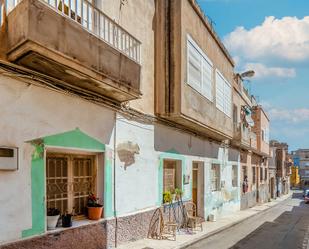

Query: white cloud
[244,63,296,78]
[224,16,309,63]
[268,108,309,123]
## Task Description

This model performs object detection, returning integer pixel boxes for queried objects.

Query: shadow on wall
[230,192,309,249]
[154,124,220,158]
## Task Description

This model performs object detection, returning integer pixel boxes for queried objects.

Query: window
[262,128,270,143]
[232,165,238,187]
[187,36,213,101]
[216,70,232,117]
[211,164,221,191]
[242,166,247,182]
[252,167,256,184]
[46,154,95,216]
[163,160,182,192]
[260,167,263,181]
[265,168,268,181]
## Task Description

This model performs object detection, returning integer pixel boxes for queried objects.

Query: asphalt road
[186,191,309,249]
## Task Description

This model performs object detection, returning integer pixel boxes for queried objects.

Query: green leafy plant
[163,191,172,203]
[175,188,183,200]
[87,193,103,207]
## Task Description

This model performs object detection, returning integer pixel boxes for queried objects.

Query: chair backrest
[184,202,197,217]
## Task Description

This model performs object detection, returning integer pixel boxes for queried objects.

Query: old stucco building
[0,0,272,248]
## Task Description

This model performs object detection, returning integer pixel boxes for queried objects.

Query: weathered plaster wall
[204,148,241,219]
[115,115,159,215]
[0,76,115,244]
[180,0,234,138]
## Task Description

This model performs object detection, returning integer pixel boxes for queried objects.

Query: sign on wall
[0,147,18,171]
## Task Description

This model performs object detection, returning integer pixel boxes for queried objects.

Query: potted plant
[175,188,183,201]
[163,191,172,204]
[47,208,60,230]
[87,193,103,220]
[62,211,73,227]
[171,189,176,202]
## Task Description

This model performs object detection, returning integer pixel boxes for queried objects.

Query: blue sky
[197,0,309,151]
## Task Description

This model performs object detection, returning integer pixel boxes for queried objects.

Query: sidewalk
[117,193,292,249]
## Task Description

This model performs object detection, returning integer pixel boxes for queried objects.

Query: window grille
[46,154,95,216]
[232,165,238,187]
[211,164,220,191]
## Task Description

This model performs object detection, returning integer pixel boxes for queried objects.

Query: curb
[176,193,292,249]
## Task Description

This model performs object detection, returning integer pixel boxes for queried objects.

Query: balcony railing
[2,0,141,63]
[234,122,250,144]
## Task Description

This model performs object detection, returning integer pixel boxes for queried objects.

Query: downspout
[114,113,118,248]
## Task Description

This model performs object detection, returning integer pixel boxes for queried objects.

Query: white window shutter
[202,58,213,101]
[187,36,213,101]
[188,41,202,92]
[224,82,232,117]
[216,71,224,112]
[216,70,231,117]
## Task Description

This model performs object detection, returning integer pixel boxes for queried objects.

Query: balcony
[233,122,250,148]
[250,132,257,150]
[1,0,141,102]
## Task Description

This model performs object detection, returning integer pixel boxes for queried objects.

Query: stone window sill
[46,218,106,234]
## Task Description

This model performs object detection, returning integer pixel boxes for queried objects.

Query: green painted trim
[22,144,45,238]
[104,148,113,218]
[157,151,186,206]
[22,129,106,238]
[43,128,105,151]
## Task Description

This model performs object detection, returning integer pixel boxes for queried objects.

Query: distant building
[270,141,291,196]
[291,149,309,189]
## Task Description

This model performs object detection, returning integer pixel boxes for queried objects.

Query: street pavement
[187,191,309,249]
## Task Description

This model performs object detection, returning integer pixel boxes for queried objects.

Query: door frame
[192,161,205,218]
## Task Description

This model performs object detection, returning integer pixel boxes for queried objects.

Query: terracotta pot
[88,206,103,220]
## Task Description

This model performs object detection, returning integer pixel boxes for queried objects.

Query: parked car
[304,189,309,204]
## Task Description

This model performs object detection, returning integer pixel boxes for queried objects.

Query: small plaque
[0,147,18,170]
[183,174,190,185]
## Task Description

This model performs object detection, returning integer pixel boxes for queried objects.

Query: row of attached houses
[0,0,286,248]
[268,141,292,198]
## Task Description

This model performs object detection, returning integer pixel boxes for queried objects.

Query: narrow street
[187,191,309,249]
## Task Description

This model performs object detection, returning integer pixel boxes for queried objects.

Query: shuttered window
[187,36,213,101]
[216,70,232,117]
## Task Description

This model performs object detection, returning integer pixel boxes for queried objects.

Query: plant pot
[62,214,72,227]
[47,215,60,230]
[88,206,103,220]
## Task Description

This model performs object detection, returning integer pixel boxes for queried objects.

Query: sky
[197,0,309,151]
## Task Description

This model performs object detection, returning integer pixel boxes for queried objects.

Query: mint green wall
[22,128,110,238]
[157,151,188,206]
[22,144,45,238]
[104,147,114,217]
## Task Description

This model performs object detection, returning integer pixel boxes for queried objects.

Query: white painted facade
[0,75,241,245]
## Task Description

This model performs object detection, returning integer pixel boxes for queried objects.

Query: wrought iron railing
[2,0,141,63]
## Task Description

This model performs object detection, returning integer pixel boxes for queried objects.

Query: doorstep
[117,193,292,249]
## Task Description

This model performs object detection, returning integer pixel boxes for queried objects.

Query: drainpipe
[114,112,118,248]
